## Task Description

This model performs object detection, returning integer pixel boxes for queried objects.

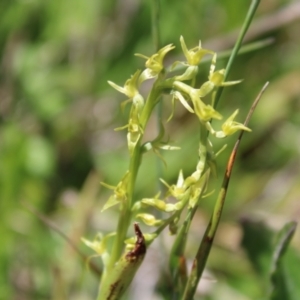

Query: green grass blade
[270,221,297,300]
[214,0,261,108]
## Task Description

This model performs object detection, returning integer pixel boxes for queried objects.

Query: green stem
[107,145,142,273]
[108,88,160,267]
[100,5,164,279]
[214,0,261,108]
[99,84,163,298]
[150,0,161,51]
[150,0,164,192]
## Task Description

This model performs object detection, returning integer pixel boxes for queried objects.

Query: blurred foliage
[1,0,300,299]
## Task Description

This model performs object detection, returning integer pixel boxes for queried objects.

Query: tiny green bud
[141,198,167,211]
[141,197,183,213]
[136,213,164,226]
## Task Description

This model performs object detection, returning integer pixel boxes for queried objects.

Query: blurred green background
[1,0,300,299]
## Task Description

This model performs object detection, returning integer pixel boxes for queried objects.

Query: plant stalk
[214,0,261,108]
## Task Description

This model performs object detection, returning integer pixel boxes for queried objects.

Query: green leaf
[241,219,299,300]
[269,221,298,300]
[241,219,274,281]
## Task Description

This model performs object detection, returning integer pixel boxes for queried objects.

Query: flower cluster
[108,36,249,153]
[84,35,251,261]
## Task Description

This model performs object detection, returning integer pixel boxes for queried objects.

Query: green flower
[173,81,222,121]
[193,96,222,122]
[209,53,242,86]
[188,170,209,208]
[136,44,175,81]
[221,109,251,136]
[81,232,116,267]
[108,70,141,99]
[160,170,188,200]
[172,36,214,82]
[180,35,214,66]
[127,115,143,154]
[210,69,242,87]
[101,171,130,211]
[206,109,251,138]
[197,54,242,97]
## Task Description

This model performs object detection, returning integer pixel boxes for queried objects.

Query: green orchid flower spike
[88,34,260,300]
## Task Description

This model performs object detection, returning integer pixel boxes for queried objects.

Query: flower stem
[99,83,163,298]
[150,0,164,192]
[107,143,142,272]
[150,0,161,52]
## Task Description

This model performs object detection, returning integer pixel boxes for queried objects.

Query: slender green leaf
[270,221,297,300]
